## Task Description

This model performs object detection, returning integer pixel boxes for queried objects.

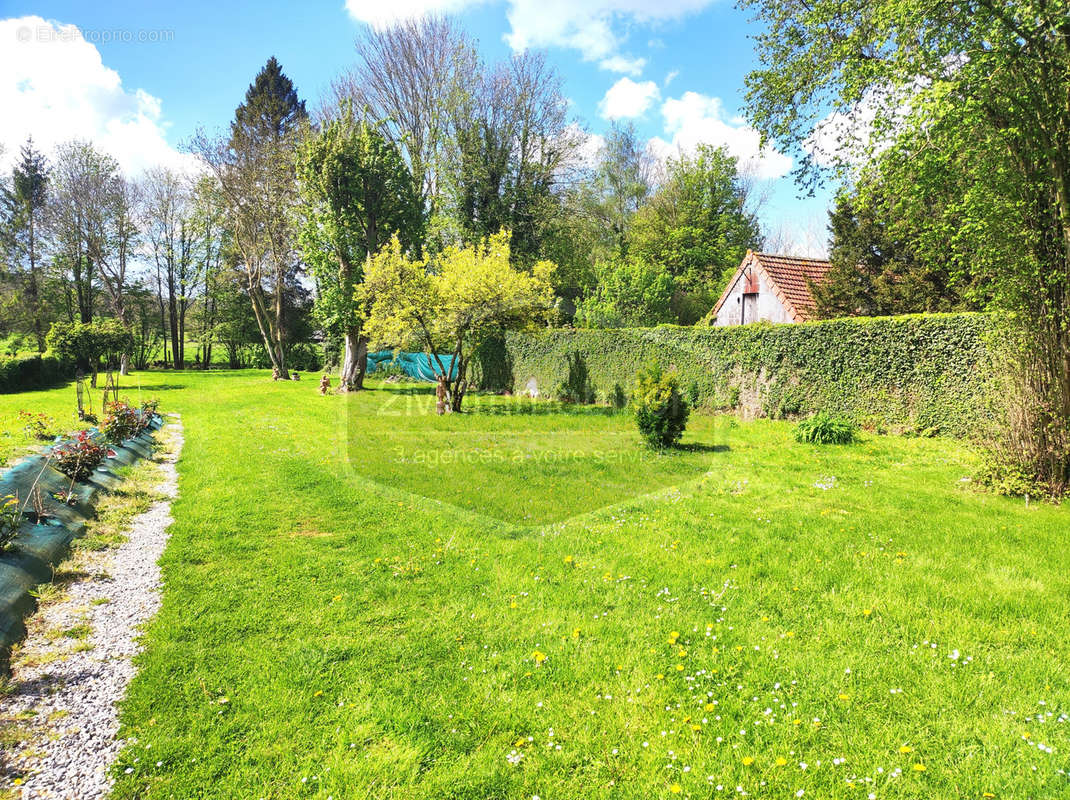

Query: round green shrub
[632,363,690,448]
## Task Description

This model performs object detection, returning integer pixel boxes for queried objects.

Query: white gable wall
[712,268,794,326]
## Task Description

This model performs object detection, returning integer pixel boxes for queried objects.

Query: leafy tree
[573,257,675,329]
[3,139,50,352]
[296,104,423,390]
[362,231,555,411]
[628,144,762,323]
[450,52,582,264]
[814,187,976,318]
[46,319,134,384]
[193,56,307,378]
[581,123,656,259]
[47,141,121,324]
[742,0,1070,492]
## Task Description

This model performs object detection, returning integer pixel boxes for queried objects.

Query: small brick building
[702,250,832,326]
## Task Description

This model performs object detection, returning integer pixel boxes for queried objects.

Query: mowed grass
[2,371,1069,799]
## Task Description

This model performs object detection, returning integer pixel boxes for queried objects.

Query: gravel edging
[0,415,183,800]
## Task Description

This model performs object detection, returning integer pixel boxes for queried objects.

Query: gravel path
[0,417,183,800]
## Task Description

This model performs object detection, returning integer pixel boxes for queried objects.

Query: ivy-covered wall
[495,313,995,437]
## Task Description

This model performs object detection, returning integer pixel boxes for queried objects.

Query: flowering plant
[102,401,140,443]
[51,431,106,482]
[18,410,55,441]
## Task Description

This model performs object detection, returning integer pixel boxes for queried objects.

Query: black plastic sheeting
[0,417,163,673]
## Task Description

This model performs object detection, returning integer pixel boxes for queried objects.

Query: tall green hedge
[496,313,995,437]
[0,354,73,394]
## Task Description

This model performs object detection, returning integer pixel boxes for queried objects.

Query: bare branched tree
[331,16,478,219]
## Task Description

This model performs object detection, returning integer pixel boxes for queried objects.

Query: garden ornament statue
[272,366,280,381]
[292,372,300,381]
[319,374,331,395]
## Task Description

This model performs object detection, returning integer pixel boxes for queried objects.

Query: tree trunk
[355,337,368,390]
[339,327,364,391]
[120,352,130,376]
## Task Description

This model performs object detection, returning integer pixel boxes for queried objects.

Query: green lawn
[1,371,1068,799]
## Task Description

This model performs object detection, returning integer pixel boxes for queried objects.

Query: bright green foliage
[45,319,133,373]
[362,231,555,410]
[628,144,762,323]
[498,313,993,436]
[794,412,858,445]
[573,257,675,328]
[296,104,423,340]
[632,363,690,448]
[814,188,978,318]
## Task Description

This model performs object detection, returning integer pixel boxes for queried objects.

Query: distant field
[1,372,1067,799]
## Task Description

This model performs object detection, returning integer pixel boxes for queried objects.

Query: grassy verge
[2,372,1068,799]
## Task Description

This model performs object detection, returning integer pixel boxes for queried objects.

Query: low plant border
[0,415,163,673]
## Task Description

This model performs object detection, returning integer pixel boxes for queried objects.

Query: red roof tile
[754,253,832,321]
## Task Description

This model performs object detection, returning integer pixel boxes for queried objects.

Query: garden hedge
[0,354,73,393]
[489,313,995,437]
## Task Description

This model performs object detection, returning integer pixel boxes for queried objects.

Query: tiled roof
[753,253,832,321]
[707,251,832,324]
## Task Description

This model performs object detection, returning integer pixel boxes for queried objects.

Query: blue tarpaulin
[366,351,457,382]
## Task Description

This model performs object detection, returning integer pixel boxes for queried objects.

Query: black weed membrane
[0,416,163,673]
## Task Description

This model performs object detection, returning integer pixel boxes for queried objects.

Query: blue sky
[1,0,834,254]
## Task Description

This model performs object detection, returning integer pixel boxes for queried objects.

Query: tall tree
[742,0,1070,493]
[296,103,424,390]
[628,144,763,324]
[814,186,975,318]
[142,168,196,369]
[193,56,307,378]
[96,175,140,373]
[582,123,657,258]
[450,51,582,263]
[332,16,477,226]
[48,141,121,325]
[5,140,51,352]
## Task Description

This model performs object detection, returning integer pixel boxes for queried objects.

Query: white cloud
[663,69,679,88]
[345,0,714,75]
[650,90,792,180]
[0,16,193,177]
[344,0,483,29]
[599,78,660,120]
[598,54,646,76]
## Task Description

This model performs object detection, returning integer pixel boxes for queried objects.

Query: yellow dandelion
[669,631,680,642]
[704,702,716,712]
[313,690,323,697]
[691,724,702,732]
[670,784,683,794]
[898,745,913,754]
[510,601,519,609]
[572,628,581,639]
[838,693,850,700]
[656,673,665,680]
[563,555,574,565]
[532,650,547,664]
[678,648,688,658]
[775,757,788,766]
[742,756,755,766]
[912,763,926,772]
[863,608,873,617]
[675,664,685,671]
